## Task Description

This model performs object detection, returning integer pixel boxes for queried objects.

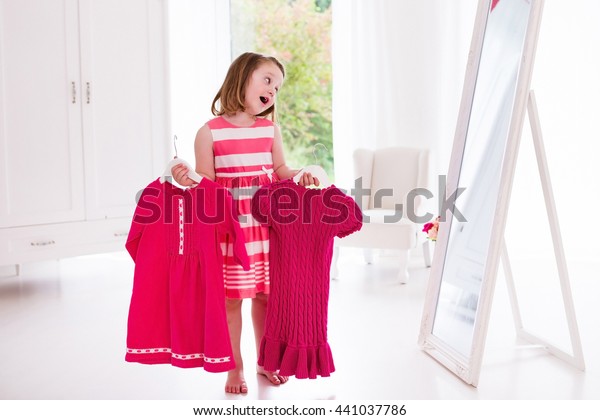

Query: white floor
[1,247,599,402]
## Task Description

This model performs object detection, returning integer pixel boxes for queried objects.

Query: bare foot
[257,365,289,385]
[225,369,247,394]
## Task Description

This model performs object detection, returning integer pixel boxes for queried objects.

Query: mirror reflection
[432,0,532,356]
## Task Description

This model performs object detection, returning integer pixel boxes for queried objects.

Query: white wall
[505,0,600,262]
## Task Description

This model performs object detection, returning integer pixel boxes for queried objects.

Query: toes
[265,371,289,385]
[265,372,280,385]
[261,371,278,385]
[256,366,289,386]
[225,382,247,394]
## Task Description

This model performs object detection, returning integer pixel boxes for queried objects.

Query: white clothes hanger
[161,157,203,184]
[160,135,203,184]
[292,143,332,187]
[292,165,332,187]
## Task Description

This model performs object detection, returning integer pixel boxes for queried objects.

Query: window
[230,0,334,177]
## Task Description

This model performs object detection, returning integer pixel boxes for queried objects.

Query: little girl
[172,52,318,394]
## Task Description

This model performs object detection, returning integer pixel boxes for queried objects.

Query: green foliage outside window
[230,0,334,177]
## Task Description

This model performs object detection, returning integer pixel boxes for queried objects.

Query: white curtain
[331,0,475,189]
[167,0,231,161]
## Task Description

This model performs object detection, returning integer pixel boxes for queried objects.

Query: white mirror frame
[418,0,545,387]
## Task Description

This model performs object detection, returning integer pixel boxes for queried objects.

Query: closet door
[0,0,85,228]
[79,0,168,220]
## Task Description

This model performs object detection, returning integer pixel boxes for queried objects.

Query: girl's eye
[265,77,271,84]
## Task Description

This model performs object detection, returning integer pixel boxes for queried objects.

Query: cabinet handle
[30,240,56,247]
[71,82,77,104]
[86,82,91,104]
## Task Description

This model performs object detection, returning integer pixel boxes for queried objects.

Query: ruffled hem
[258,337,335,379]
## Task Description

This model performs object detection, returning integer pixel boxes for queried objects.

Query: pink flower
[423,216,440,241]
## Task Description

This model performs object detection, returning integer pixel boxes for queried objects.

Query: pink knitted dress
[252,180,362,378]
[207,116,278,299]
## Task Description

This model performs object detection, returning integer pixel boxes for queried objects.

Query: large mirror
[418,0,545,386]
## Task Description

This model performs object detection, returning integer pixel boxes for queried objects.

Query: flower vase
[423,240,436,268]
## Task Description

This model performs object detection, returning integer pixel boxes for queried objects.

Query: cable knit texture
[251,180,362,378]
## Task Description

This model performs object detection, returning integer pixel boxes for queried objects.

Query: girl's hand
[298,171,320,187]
[171,163,196,187]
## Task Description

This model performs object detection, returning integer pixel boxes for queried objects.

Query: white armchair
[332,147,430,283]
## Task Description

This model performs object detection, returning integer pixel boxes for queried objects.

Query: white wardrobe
[0,0,169,267]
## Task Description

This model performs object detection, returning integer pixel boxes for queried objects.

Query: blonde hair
[211,52,285,122]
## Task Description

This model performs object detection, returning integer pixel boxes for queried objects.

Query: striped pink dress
[208,116,278,299]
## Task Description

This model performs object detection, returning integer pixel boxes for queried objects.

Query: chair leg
[397,250,409,284]
[363,248,374,264]
[331,245,340,279]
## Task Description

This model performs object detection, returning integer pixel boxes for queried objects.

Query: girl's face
[244,61,284,116]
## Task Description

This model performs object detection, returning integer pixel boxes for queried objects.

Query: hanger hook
[173,135,178,158]
[312,143,328,165]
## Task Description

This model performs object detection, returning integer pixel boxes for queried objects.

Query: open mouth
[260,96,269,105]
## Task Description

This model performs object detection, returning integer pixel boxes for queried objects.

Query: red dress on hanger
[125,178,249,372]
[252,180,362,378]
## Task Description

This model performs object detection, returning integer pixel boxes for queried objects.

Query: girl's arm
[272,125,319,186]
[171,124,216,184]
